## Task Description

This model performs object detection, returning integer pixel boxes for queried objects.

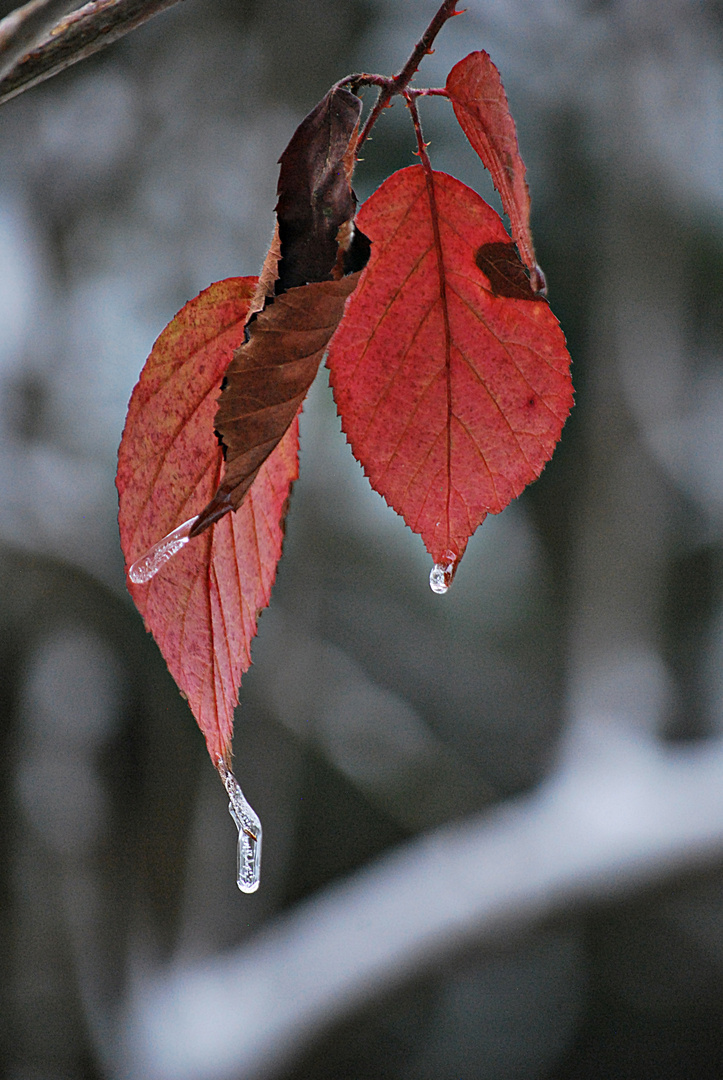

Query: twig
[354,0,461,151]
[0,0,183,106]
[0,0,81,82]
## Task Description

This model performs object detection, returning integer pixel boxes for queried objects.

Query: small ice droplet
[217,759,262,894]
[128,516,199,584]
[429,550,457,595]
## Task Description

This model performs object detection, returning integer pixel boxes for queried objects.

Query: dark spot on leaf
[475,242,544,301]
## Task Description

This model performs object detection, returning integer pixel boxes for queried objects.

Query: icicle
[217,759,262,894]
[128,516,199,584]
[429,550,457,595]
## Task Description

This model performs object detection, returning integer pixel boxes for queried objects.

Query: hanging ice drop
[128,516,199,584]
[217,759,262,893]
[429,551,457,594]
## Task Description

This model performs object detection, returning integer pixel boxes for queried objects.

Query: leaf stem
[404,91,454,553]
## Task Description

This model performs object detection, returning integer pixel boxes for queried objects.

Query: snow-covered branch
[121,718,723,1080]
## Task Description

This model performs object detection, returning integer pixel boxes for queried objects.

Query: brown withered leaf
[275,86,366,292]
[189,272,362,536]
[190,84,370,538]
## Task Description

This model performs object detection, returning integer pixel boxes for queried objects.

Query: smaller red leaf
[117,278,298,764]
[446,50,539,284]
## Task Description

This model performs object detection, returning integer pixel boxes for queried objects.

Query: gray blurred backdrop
[2,1,723,1077]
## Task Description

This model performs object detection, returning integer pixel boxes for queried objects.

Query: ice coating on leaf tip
[429,551,457,594]
[127,515,199,584]
[218,758,262,893]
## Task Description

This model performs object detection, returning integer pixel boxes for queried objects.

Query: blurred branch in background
[0,0,79,81]
[0,0,182,104]
[122,715,723,1080]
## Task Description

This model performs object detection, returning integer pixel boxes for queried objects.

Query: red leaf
[326,166,572,568]
[446,50,540,285]
[116,278,298,763]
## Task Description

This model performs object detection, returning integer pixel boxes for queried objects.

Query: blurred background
[1,0,723,1077]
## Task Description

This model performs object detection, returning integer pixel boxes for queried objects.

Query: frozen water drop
[217,759,262,894]
[429,564,450,594]
[429,550,457,595]
[128,516,199,584]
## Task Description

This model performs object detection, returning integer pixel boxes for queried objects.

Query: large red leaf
[326,165,572,569]
[117,277,299,763]
[446,50,540,286]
